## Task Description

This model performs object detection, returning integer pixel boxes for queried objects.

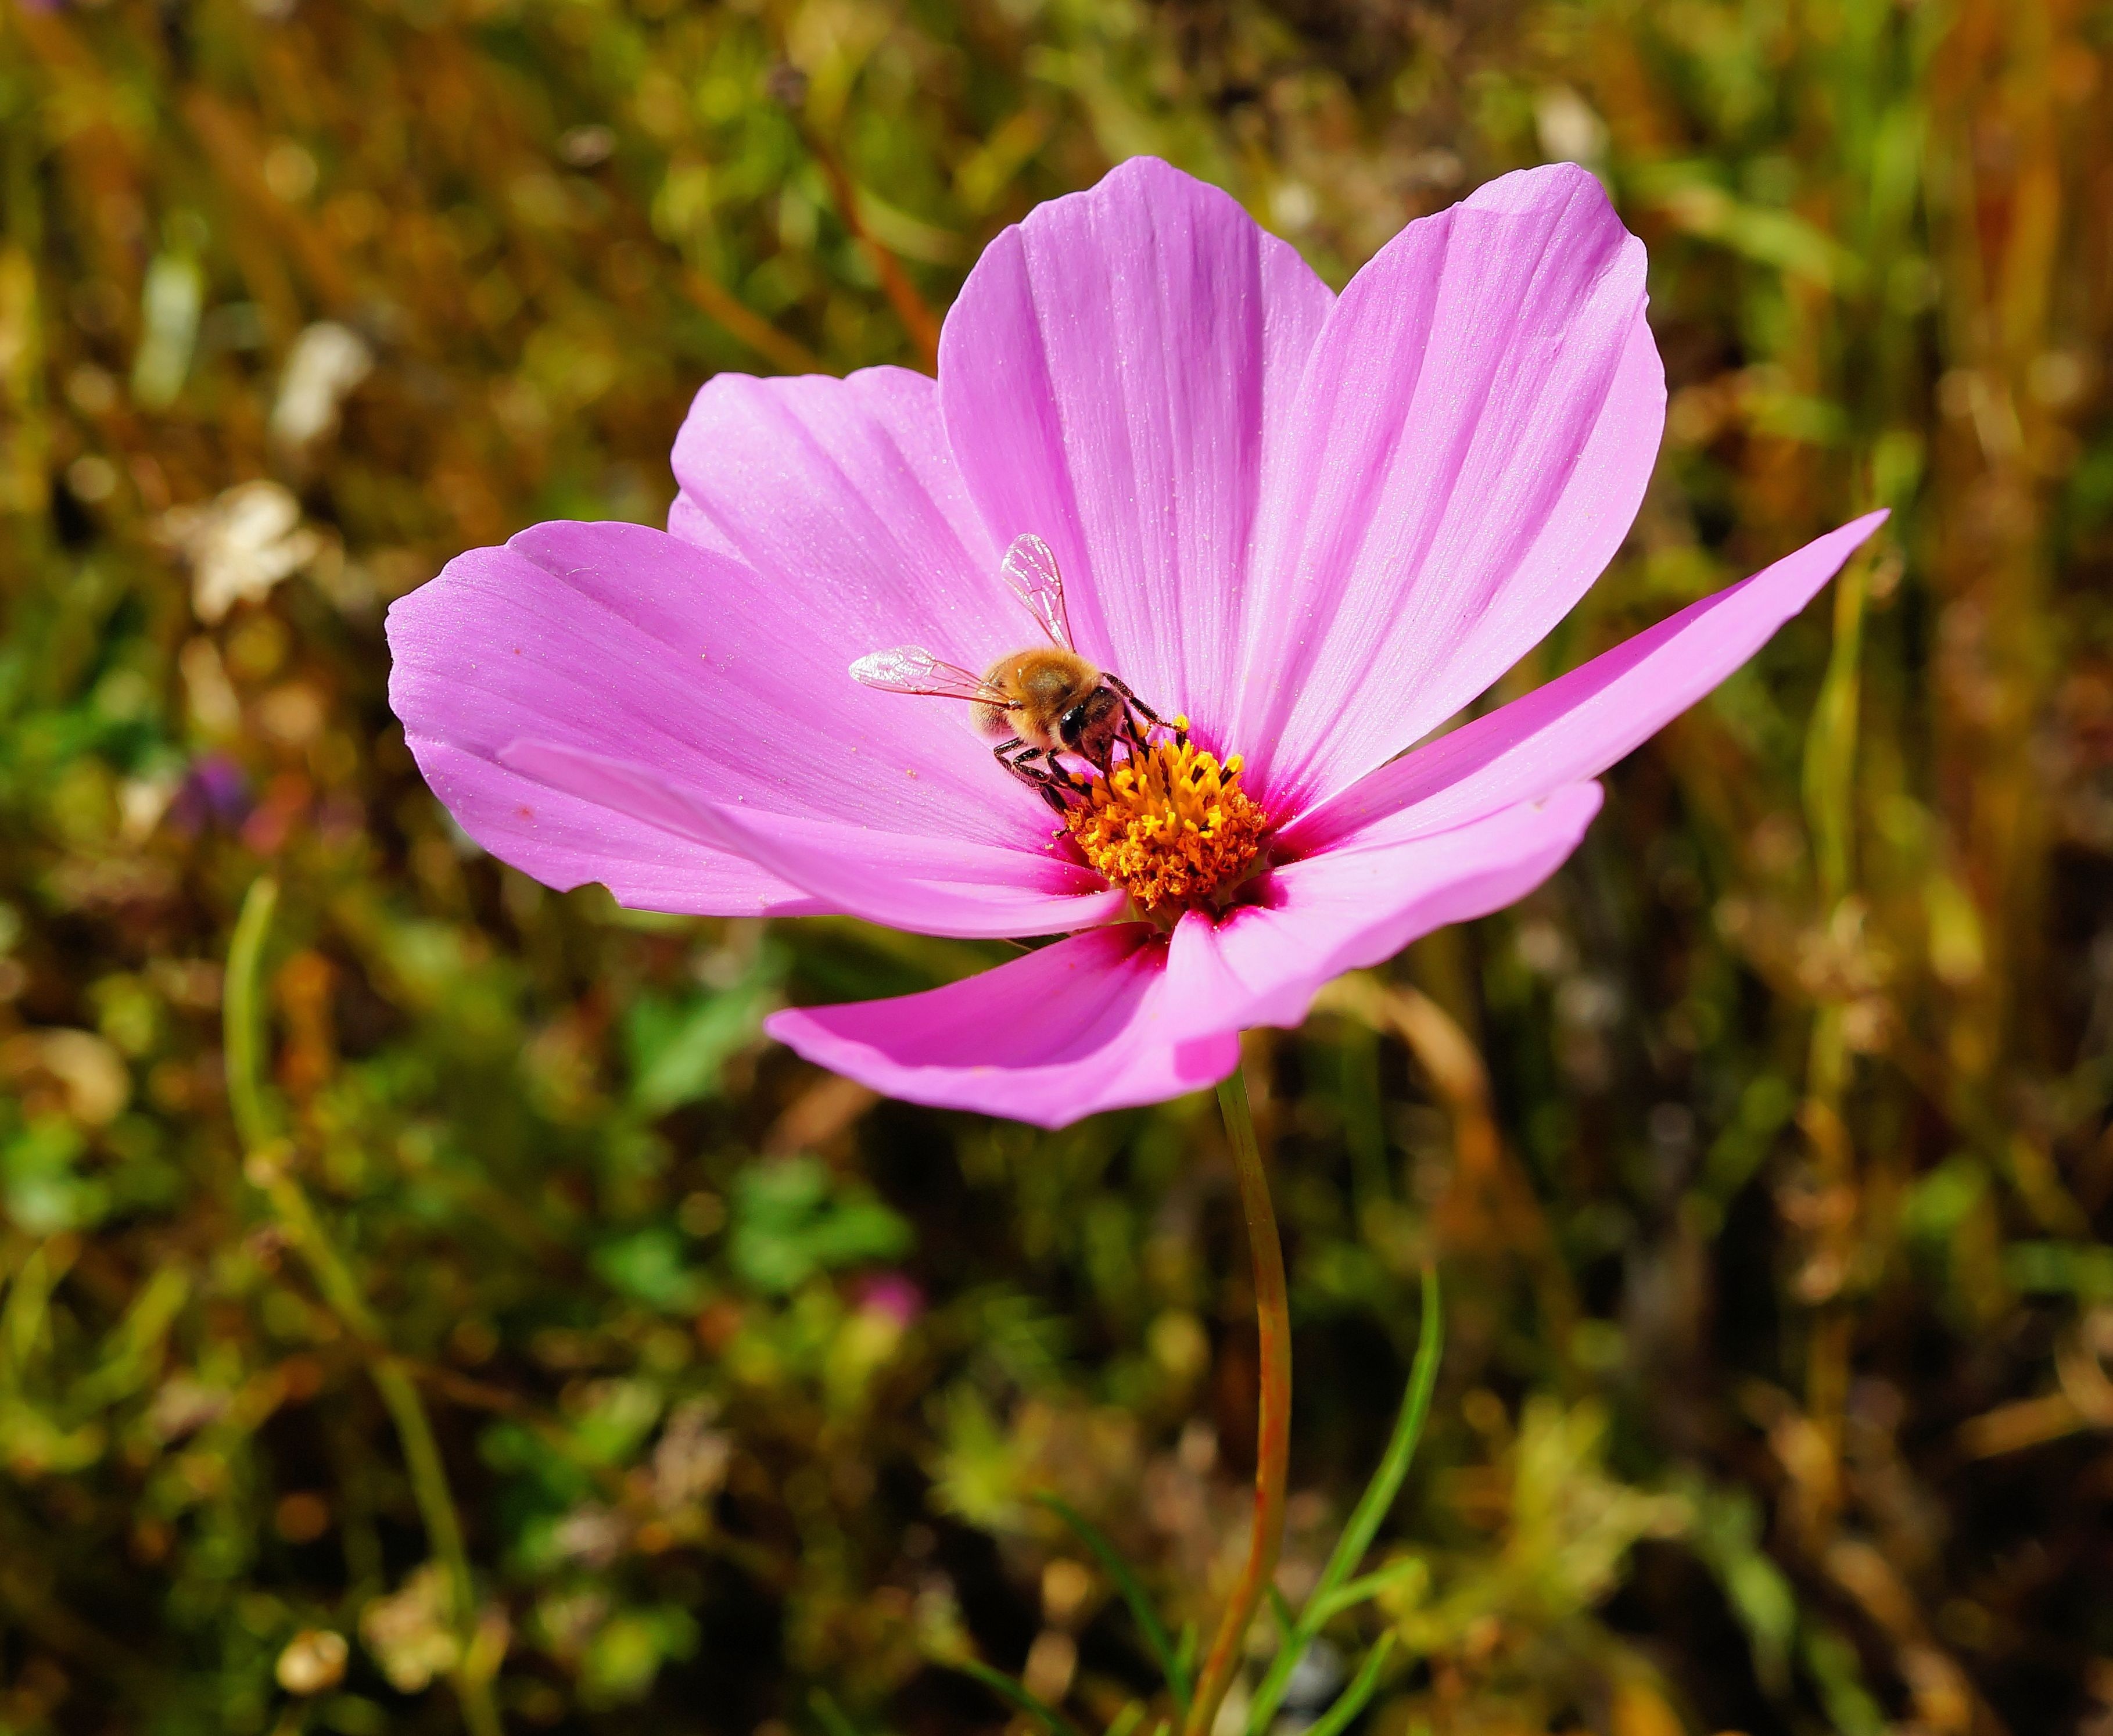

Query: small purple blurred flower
[857,1272,925,1329]
[168,753,252,834]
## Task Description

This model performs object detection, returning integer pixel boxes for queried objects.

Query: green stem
[1184,1065,1291,1736]
[226,877,503,1736]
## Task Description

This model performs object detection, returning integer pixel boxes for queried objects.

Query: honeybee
[850,535,1163,810]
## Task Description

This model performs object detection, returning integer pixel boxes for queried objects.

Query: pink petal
[766,785,1603,1126]
[938,156,1335,740]
[1237,163,1664,815]
[1181,784,1606,1034]
[668,365,1027,673]
[666,363,1092,839]
[766,926,1240,1128]
[386,519,1070,916]
[1278,512,1888,856]
[503,740,1129,939]
[409,740,817,917]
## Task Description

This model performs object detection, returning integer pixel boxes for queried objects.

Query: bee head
[1059,685,1123,756]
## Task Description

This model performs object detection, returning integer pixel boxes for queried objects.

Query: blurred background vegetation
[2,0,2110,1731]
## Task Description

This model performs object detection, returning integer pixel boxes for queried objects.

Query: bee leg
[1102,676,1164,758]
[1035,749,1088,810]
[1124,712,1150,760]
[1042,748,1100,805]
[1032,747,1079,791]
[994,739,1074,815]
[991,737,1036,781]
[1104,674,1164,731]
[1103,673,1153,713]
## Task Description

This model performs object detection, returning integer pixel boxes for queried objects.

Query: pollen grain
[1061,720,1267,916]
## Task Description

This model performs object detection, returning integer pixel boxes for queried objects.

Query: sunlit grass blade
[224,875,280,1152]
[1247,1268,1440,1734]
[1038,1491,1192,1713]
[1300,1633,1395,1736]
[1106,1703,1147,1736]
[946,1658,1089,1736]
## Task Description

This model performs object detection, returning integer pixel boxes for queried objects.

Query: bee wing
[998,533,1074,650]
[849,645,1012,706]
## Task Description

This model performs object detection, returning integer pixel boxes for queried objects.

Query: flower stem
[1185,1064,1290,1736]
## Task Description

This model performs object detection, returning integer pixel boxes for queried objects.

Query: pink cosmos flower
[387,158,1882,1130]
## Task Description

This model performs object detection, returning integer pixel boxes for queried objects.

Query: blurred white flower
[0,1028,130,1126]
[159,480,323,622]
[271,321,372,450]
[275,1630,349,1696]
[360,1564,460,1693]
[652,1398,731,1514]
[1536,87,1609,171]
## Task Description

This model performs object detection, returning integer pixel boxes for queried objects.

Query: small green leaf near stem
[1267,1584,1297,1640]
[1311,1555,1426,1623]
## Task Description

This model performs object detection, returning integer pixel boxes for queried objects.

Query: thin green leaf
[1249,1269,1441,1734]
[1313,1555,1425,1622]
[946,1658,1089,1736]
[1301,1634,1396,1736]
[1035,1491,1192,1712]
[1318,1268,1443,1601]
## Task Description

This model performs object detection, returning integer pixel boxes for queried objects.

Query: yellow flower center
[1060,718,1268,917]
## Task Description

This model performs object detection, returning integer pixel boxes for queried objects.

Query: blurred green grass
[2,0,2111,1732]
